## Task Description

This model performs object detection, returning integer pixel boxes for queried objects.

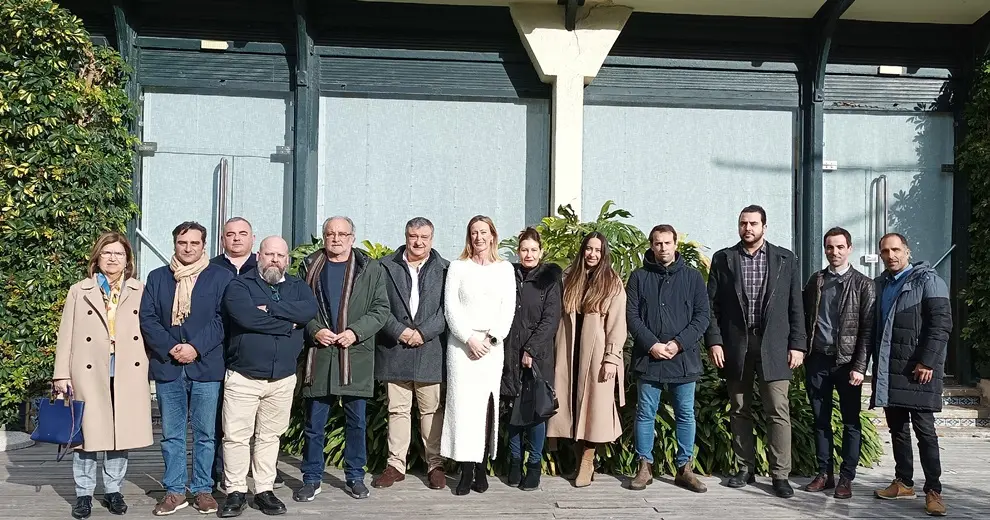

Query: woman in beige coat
[547,231,627,487]
[53,231,153,520]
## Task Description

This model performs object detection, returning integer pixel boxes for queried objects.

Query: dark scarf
[303,250,357,386]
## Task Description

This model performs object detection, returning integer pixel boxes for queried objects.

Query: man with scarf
[293,216,389,502]
[140,221,234,516]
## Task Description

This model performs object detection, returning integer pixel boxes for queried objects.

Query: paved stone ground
[1,430,988,519]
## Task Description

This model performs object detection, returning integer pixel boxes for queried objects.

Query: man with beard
[705,205,807,498]
[217,236,318,517]
[801,227,875,499]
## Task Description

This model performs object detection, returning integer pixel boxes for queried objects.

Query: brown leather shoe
[804,473,835,492]
[192,492,218,514]
[875,478,916,500]
[427,467,446,490]
[152,492,188,516]
[371,466,406,489]
[834,476,852,499]
[629,459,653,491]
[925,490,946,516]
[674,462,708,493]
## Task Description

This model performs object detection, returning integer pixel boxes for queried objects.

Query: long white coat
[440,259,516,462]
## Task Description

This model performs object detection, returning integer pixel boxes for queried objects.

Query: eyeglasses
[100,251,127,259]
[269,285,281,302]
[324,232,353,239]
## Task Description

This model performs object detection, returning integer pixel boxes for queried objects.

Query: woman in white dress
[441,215,516,495]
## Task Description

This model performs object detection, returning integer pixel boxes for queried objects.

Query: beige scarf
[170,253,210,326]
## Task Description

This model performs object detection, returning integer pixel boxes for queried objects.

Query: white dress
[440,258,516,462]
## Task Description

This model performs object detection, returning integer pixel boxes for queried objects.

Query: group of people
[51,204,951,519]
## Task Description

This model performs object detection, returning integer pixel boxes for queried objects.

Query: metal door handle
[135,228,170,264]
[216,157,229,255]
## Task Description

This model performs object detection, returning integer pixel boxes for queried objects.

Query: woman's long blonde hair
[562,231,621,314]
[87,231,136,280]
[459,215,502,263]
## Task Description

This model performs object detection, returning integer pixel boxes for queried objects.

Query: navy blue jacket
[140,263,234,382]
[627,251,710,384]
[210,253,258,277]
[223,269,318,380]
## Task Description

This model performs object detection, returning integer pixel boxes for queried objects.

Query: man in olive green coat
[293,216,389,502]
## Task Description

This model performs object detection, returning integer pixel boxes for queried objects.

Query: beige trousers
[222,370,295,493]
[386,381,444,473]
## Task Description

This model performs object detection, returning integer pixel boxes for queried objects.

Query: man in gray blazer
[372,217,450,490]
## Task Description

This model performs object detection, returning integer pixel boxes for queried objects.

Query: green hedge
[281,202,882,478]
[0,0,138,426]
[961,57,990,379]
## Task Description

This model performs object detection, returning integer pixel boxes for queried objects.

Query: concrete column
[510,2,632,219]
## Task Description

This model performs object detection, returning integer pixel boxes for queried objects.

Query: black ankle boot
[507,459,523,487]
[455,462,475,495]
[520,462,542,491]
[472,462,489,493]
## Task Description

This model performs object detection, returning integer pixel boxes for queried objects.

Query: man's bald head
[258,236,290,284]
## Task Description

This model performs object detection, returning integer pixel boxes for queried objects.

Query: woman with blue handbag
[53,231,154,519]
[500,227,562,491]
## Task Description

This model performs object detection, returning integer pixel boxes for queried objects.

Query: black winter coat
[704,242,808,382]
[870,262,952,412]
[222,269,318,380]
[500,262,562,397]
[627,252,710,384]
[803,266,876,374]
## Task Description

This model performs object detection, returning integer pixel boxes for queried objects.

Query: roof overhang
[359,0,990,25]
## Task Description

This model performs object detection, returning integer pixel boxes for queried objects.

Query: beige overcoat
[546,286,627,443]
[53,276,154,452]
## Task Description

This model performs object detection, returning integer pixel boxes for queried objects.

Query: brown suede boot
[573,444,596,488]
[674,461,708,493]
[629,459,653,491]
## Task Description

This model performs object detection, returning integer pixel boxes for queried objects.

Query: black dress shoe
[102,492,127,515]
[219,491,247,518]
[727,469,756,488]
[71,496,92,519]
[773,479,795,498]
[254,491,287,515]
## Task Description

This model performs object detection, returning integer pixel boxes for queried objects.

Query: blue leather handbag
[31,386,84,461]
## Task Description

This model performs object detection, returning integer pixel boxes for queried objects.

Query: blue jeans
[156,368,221,494]
[634,380,697,467]
[302,396,367,485]
[507,421,546,466]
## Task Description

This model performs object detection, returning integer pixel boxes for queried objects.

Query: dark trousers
[301,396,367,485]
[805,352,863,479]
[884,406,942,493]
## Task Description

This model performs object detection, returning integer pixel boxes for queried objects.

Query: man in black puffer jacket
[626,225,710,493]
[870,233,951,517]
[801,227,875,499]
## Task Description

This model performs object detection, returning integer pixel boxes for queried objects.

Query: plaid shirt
[739,242,768,328]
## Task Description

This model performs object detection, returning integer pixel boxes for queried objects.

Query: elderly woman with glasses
[53,231,154,519]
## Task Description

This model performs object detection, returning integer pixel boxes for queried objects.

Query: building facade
[62,0,990,383]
